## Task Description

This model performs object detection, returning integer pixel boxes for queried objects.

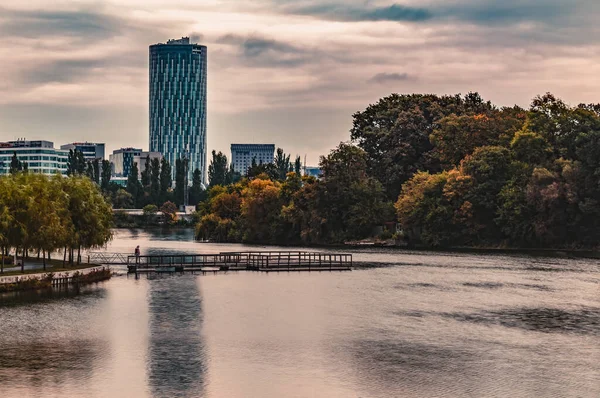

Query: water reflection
[0,340,107,388]
[0,284,106,307]
[146,275,206,397]
[0,286,108,397]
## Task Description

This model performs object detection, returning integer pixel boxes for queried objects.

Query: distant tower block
[149,37,207,183]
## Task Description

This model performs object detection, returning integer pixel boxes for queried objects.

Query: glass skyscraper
[149,37,207,184]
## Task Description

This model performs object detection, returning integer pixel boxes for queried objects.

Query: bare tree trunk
[63,247,67,266]
[77,246,81,265]
[1,246,4,274]
[43,249,46,271]
[20,247,24,273]
[37,248,41,259]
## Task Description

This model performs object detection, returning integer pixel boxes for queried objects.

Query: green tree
[351,92,494,199]
[141,155,151,187]
[101,160,112,191]
[113,189,134,209]
[274,148,291,181]
[150,157,161,205]
[189,168,205,206]
[247,162,278,180]
[174,158,188,206]
[0,174,113,270]
[143,204,158,215]
[126,162,143,207]
[160,201,178,225]
[86,161,94,180]
[208,150,230,186]
[285,143,393,243]
[196,214,236,242]
[240,179,283,242]
[92,159,100,184]
[430,109,525,168]
[510,128,552,165]
[294,156,302,175]
[0,200,12,273]
[67,149,86,176]
[9,152,23,174]
[159,157,172,202]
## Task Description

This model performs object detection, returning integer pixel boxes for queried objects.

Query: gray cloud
[190,32,205,43]
[17,52,147,86]
[273,0,597,28]
[0,8,124,41]
[218,34,302,56]
[217,34,312,67]
[438,0,581,25]
[2,0,600,167]
[287,3,432,22]
[369,72,411,84]
[20,59,103,85]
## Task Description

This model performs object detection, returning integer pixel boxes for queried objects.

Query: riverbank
[344,239,600,259]
[0,266,111,293]
[108,227,600,260]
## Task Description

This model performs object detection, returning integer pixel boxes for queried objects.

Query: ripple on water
[445,307,600,336]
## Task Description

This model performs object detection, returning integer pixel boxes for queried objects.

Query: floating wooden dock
[120,251,352,274]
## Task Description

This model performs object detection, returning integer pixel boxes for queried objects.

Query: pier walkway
[89,251,352,273]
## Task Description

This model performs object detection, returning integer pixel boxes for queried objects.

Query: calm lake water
[0,229,599,397]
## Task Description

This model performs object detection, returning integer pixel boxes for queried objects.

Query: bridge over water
[88,251,352,273]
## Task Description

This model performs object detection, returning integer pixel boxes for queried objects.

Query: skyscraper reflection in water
[146,276,206,397]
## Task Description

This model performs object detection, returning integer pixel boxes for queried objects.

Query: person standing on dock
[135,246,140,264]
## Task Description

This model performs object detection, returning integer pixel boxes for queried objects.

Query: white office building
[230,144,275,175]
[0,140,68,175]
[60,142,105,160]
[109,147,142,177]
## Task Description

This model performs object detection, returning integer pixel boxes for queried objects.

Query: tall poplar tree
[150,158,161,205]
[101,160,112,192]
[126,162,143,208]
[159,157,172,203]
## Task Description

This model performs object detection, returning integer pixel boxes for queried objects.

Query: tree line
[0,173,113,272]
[355,92,600,248]
[196,143,391,244]
[207,148,302,186]
[125,155,204,209]
[197,92,600,249]
[62,150,205,211]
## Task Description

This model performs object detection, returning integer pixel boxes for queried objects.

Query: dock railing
[127,253,246,270]
[220,251,353,271]
[124,251,352,272]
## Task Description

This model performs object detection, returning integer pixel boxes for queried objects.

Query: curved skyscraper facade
[149,37,207,184]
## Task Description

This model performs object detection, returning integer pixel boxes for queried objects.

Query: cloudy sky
[1,0,599,165]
